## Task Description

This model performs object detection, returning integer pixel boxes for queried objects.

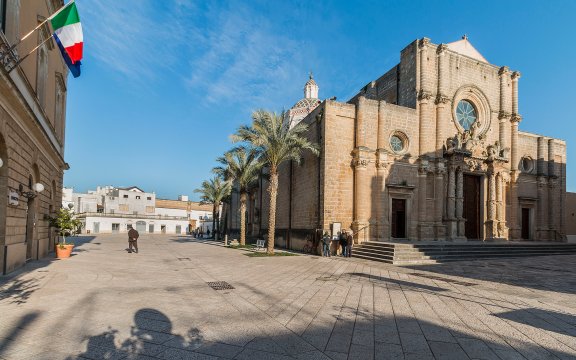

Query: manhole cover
[207,281,235,290]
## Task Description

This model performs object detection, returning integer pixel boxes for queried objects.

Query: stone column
[498,66,510,153]
[356,96,367,147]
[417,159,431,240]
[486,168,498,240]
[418,38,434,156]
[353,148,371,244]
[536,137,548,240]
[509,114,521,239]
[511,71,520,115]
[435,44,448,158]
[376,149,389,241]
[435,161,446,240]
[548,139,557,239]
[495,172,508,239]
[446,164,457,239]
[418,165,428,240]
[456,167,465,238]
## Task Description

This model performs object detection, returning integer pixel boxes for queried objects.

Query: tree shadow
[0,312,40,358]
[348,272,448,292]
[407,255,576,294]
[494,308,576,336]
[0,278,40,305]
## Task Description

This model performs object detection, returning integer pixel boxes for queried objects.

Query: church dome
[291,97,321,110]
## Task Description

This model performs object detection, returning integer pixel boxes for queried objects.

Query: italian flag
[50,1,83,77]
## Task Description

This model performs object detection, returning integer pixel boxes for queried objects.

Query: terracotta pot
[56,244,74,259]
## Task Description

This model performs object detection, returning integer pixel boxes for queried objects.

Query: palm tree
[213,146,262,246]
[194,176,232,240]
[232,110,319,254]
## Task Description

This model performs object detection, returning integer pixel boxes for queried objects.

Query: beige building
[0,0,70,274]
[228,36,567,249]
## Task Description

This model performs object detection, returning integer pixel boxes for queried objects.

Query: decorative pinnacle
[462,34,468,40]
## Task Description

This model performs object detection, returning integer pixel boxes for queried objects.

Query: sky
[64,0,576,200]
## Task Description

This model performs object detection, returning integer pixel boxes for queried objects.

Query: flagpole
[1,0,73,56]
[6,34,54,74]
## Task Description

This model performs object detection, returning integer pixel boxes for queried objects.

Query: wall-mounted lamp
[19,182,45,199]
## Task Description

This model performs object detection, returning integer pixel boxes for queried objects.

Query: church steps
[352,241,576,265]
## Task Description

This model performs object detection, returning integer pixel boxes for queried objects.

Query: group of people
[321,230,353,258]
[192,228,210,238]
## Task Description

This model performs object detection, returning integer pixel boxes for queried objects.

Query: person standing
[322,232,331,257]
[346,230,353,258]
[339,231,347,257]
[128,227,139,253]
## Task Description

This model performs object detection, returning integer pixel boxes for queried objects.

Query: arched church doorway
[463,174,481,240]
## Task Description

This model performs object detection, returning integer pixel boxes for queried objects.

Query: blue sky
[64,0,576,199]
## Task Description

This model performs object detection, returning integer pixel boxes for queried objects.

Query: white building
[65,186,186,234]
[64,186,215,235]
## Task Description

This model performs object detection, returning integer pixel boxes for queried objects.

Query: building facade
[67,186,213,235]
[229,36,567,249]
[0,1,70,274]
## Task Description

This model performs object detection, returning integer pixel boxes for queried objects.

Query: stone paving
[1,235,576,360]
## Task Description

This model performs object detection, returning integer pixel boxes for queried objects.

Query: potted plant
[49,208,81,259]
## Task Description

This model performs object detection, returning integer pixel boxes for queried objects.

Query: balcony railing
[75,212,188,221]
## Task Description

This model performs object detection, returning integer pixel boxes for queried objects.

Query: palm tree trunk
[212,204,216,238]
[266,170,278,254]
[240,192,247,246]
[215,201,221,240]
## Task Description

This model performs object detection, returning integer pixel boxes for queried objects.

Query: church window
[520,156,534,173]
[390,131,408,154]
[456,100,477,130]
[390,136,403,153]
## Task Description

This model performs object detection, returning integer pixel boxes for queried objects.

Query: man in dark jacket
[128,227,139,253]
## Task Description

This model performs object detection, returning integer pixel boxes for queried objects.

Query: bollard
[224,234,228,246]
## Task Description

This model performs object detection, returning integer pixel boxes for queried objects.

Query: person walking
[346,230,353,258]
[339,231,347,257]
[322,232,331,257]
[128,227,139,253]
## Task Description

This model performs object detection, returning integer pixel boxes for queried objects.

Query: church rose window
[520,156,534,173]
[390,134,405,153]
[456,100,477,130]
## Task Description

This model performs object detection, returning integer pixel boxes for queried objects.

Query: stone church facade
[227,37,566,248]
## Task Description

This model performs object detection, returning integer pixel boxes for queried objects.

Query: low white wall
[83,216,189,235]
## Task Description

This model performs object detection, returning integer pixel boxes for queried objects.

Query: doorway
[135,221,146,233]
[148,224,154,233]
[463,174,481,240]
[93,222,100,234]
[521,208,530,240]
[391,198,406,238]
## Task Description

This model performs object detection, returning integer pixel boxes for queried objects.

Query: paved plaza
[1,235,576,360]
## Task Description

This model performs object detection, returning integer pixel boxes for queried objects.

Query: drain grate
[207,281,235,290]
[409,273,476,286]
[177,257,191,261]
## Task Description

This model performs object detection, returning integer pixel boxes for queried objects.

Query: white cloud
[79,1,311,108]
[185,4,309,109]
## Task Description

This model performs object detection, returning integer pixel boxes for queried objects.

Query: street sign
[8,190,19,206]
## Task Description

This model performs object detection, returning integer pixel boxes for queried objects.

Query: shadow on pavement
[61,307,576,359]
[407,255,576,295]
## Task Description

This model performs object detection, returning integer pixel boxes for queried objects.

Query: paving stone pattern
[1,235,576,359]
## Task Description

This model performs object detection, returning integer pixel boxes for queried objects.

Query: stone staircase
[352,241,576,265]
